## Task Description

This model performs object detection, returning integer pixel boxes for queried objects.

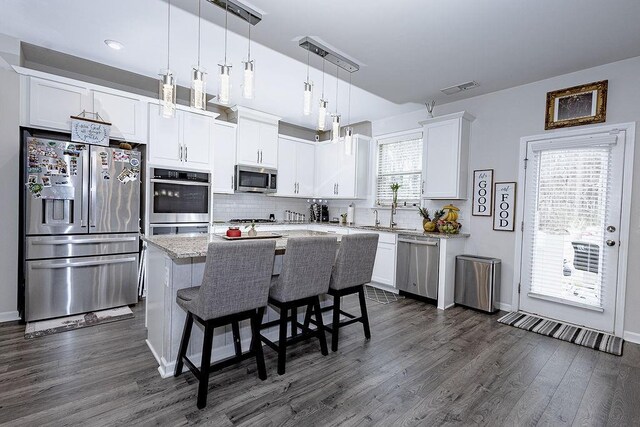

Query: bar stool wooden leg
[231,320,242,357]
[291,307,298,337]
[277,307,288,375]
[313,297,328,356]
[250,308,267,380]
[331,294,341,352]
[174,312,193,377]
[358,286,371,339]
[303,304,313,330]
[197,322,214,409]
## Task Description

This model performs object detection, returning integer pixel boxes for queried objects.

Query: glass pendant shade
[331,115,341,143]
[159,70,176,118]
[242,60,254,99]
[303,81,313,116]
[318,99,328,131]
[190,67,207,110]
[344,127,354,155]
[218,64,231,105]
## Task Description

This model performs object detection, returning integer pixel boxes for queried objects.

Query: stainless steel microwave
[235,165,277,193]
[150,168,211,223]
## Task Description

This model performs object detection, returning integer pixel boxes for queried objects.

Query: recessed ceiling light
[104,39,124,50]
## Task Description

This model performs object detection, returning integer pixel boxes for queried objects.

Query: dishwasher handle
[398,238,438,247]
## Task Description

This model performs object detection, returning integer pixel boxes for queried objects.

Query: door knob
[606,240,616,247]
[606,225,616,232]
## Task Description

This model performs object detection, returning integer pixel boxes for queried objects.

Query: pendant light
[318,59,328,131]
[303,46,312,115]
[159,0,176,118]
[331,64,341,143]
[344,71,354,155]
[191,0,206,110]
[218,2,231,105]
[242,19,255,99]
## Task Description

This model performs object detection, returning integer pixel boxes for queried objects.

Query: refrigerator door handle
[31,256,137,269]
[32,236,138,245]
[90,185,96,228]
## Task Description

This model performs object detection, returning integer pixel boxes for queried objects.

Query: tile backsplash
[212,193,311,222]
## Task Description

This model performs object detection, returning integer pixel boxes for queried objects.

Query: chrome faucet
[373,209,380,228]
[389,203,397,229]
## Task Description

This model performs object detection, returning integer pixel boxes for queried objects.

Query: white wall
[371,55,640,336]
[0,66,20,321]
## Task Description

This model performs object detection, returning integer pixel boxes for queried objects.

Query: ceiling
[2,0,640,128]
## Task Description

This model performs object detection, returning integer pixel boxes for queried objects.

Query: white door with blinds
[520,131,624,333]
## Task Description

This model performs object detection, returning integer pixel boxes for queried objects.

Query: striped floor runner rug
[498,312,624,356]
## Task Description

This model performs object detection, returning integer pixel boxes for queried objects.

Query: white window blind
[376,132,423,205]
[525,141,614,308]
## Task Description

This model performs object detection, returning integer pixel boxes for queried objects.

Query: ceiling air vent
[440,81,479,95]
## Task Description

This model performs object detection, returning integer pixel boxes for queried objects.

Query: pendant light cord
[197,0,201,67]
[247,20,251,61]
[335,65,339,114]
[166,0,171,70]
[347,71,352,125]
[321,59,325,98]
[224,2,228,65]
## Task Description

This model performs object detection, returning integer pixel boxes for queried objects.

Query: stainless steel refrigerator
[21,130,141,321]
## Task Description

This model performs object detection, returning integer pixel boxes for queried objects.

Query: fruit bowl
[437,220,461,234]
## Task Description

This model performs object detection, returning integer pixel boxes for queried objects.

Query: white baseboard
[623,330,640,344]
[0,311,19,323]
[496,303,513,312]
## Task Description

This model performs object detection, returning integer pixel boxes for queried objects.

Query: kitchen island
[143,230,338,378]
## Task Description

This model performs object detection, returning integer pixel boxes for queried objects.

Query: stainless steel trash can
[454,255,501,313]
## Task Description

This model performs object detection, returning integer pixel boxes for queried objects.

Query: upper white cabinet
[314,135,370,199]
[148,104,216,170]
[276,136,315,198]
[212,121,237,194]
[420,111,474,200]
[93,90,147,143]
[28,77,91,131]
[230,106,280,168]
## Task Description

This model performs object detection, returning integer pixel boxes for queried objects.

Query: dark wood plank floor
[1,296,639,426]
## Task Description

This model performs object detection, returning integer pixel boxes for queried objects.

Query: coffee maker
[321,205,329,222]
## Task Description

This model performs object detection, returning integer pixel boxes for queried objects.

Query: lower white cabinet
[276,136,315,198]
[212,121,237,194]
[349,229,397,289]
[148,104,215,170]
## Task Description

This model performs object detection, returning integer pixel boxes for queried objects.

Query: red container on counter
[226,227,241,237]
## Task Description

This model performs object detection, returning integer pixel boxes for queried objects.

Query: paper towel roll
[347,204,355,225]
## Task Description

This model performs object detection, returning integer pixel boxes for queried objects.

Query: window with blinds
[376,132,423,205]
[526,143,613,308]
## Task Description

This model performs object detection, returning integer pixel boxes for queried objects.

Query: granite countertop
[142,230,340,259]
[212,221,470,239]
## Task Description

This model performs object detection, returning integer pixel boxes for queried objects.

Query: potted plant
[390,183,401,207]
[418,207,437,232]
[244,220,258,237]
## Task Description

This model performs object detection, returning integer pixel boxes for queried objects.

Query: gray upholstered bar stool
[174,240,276,409]
[305,233,379,352]
[260,236,338,375]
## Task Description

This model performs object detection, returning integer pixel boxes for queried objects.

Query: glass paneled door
[519,131,625,333]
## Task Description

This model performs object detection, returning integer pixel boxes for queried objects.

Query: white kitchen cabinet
[211,121,237,194]
[348,229,397,290]
[182,111,212,168]
[28,77,91,131]
[93,90,147,143]
[276,136,315,198]
[314,135,370,199]
[231,106,280,168]
[148,104,216,170]
[420,111,474,200]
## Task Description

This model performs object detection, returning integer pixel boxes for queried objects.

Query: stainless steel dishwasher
[395,235,439,300]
